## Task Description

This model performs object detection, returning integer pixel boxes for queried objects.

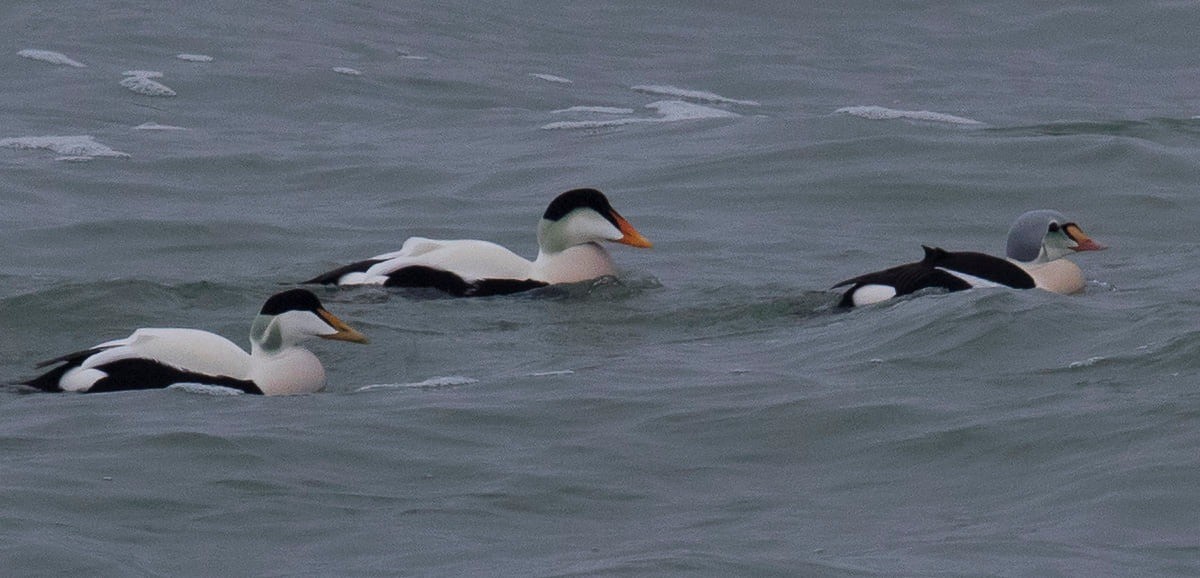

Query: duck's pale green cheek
[250,316,283,351]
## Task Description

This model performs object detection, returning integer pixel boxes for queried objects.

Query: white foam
[122,70,164,78]
[134,122,187,131]
[120,74,176,97]
[836,105,983,126]
[541,99,737,130]
[333,67,362,76]
[647,100,740,119]
[551,106,634,115]
[176,53,213,62]
[18,49,86,68]
[355,376,478,392]
[632,84,759,106]
[530,73,572,84]
[0,135,130,159]
[529,370,575,377]
[166,383,245,396]
[1068,356,1106,369]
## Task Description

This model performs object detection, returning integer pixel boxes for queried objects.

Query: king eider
[833,210,1106,307]
[304,188,653,296]
[24,289,367,395]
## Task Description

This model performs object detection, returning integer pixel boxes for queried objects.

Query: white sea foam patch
[836,105,983,126]
[396,50,428,60]
[176,53,213,62]
[530,73,572,84]
[541,99,737,130]
[18,49,86,68]
[551,106,634,115]
[0,135,130,160]
[529,370,575,377]
[333,67,362,76]
[355,376,478,392]
[632,85,759,106]
[167,383,245,396]
[1068,356,1107,369]
[120,71,176,97]
[134,122,187,131]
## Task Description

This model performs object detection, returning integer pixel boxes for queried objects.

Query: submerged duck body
[25,289,367,395]
[834,210,1105,308]
[305,188,652,296]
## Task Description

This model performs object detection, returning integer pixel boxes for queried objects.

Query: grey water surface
[2,1,1199,576]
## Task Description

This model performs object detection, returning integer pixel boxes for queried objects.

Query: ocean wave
[122,70,164,78]
[176,53,213,62]
[396,49,428,61]
[836,105,983,125]
[541,100,737,130]
[987,118,1200,138]
[355,376,478,392]
[631,85,759,106]
[1067,356,1107,369]
[167,383,245,396]
[550,106,634,115]
[0,135,130,160]
[120,71,177,97]
[17,49,86,68]
[529,370,574,377]
[530,73,572,84]
[133,122,188,131]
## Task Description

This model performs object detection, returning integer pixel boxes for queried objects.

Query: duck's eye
[1048,222,1060,233]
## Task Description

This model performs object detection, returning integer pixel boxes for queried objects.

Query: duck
[24,289,367,395]
[833,210,1106,307]
[304,188,653,296]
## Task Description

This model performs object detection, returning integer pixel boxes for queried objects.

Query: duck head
[1006,210,1106,264]
[536,188,652,254]
[250,289,367,353]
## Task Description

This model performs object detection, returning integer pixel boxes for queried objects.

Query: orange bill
[612,212,653,248]
[1064,224,1106,252]
[318,309,369,343]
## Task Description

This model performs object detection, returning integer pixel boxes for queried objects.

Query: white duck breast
[305,188,653,297]
[25,289,367,395]
[834,210,1105,308]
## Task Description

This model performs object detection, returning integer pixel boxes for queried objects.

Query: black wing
[834,263,973,307]
[920,246,1035,289]
[25,349,262,394]
[381,265,549,297]
[833,247,977,307]
[303,258,385,285]
[24,346,115,392]
[34,345,112,369]
[466,278,550,297]
[85,358,262,394]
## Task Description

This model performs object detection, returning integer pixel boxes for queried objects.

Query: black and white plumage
[834,210,1106,307]
[304,188,653,296]
[24,289,367,395]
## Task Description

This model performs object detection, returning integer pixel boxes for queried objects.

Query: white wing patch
[60,368,109,392]
[343,238,534,285]
[935,268,1003,288]
[851,284,897,306]
[65,328,251,391]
